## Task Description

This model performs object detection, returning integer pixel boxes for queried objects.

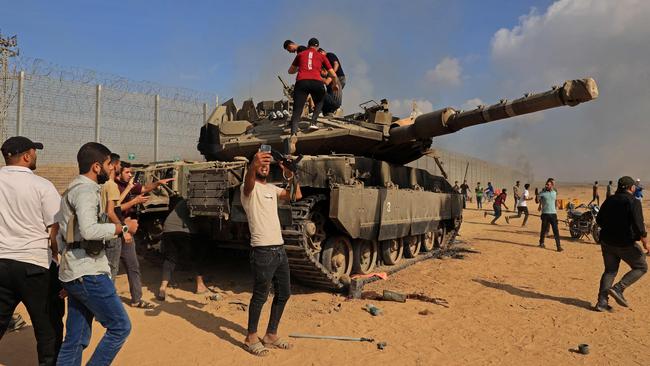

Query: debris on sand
[363,303,383,316]
[407,293,449,308]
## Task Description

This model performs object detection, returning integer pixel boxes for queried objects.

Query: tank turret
[198,78,598,164]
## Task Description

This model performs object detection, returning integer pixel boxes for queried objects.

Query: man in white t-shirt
[506,183,532,226]
[240,148,301,357]
[0,136,61,365]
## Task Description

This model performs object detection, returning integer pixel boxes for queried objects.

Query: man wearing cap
[286,37,339,153]
[0,136,61,365]
[594,176,648,312]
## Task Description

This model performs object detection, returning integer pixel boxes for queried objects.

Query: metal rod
[289,333,374,342]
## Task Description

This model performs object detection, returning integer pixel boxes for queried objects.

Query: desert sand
[2,184,649,366]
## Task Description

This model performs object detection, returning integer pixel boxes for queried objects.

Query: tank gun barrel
[389,78,598,144]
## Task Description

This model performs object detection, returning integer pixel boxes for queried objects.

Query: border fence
[1,57,218,164]
[0,57,528,192]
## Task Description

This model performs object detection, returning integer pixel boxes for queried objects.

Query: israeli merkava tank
[188,77,598,291]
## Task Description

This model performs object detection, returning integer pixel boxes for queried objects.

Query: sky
[3,0,649,182]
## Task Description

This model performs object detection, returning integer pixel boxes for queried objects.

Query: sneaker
[308,123,319,131]
[556,246,564,252]
[608,286,629,307]
[505,216,510,224]
[538,243,546,248]
[594,302,613,312]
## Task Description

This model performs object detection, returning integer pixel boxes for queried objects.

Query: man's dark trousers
[247,246,291,335]
[598,243,648,303]
[539,213,561,248]
[0,259,58,366]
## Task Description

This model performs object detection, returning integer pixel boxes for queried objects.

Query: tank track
[282,194,459,291]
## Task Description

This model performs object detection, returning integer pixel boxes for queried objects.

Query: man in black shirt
[318,48,345,88]
[594,176,648,312]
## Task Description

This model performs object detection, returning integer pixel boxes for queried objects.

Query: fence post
[154,94,160,161]
[16,71,24,136]
[95,84,101,142]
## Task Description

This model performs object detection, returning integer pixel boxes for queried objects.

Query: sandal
[243,341,269,357]
[131,300,156,309]
[157,289,166,302]
[262,337,293,350]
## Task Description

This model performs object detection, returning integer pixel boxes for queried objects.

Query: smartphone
[260,144,272,153]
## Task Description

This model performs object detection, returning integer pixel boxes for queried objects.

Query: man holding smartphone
[240,145,301,356]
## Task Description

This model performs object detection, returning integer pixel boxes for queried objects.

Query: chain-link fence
[1,57,528,192]
[2,57,219,164]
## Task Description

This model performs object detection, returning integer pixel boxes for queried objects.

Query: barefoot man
[241,147,302,356]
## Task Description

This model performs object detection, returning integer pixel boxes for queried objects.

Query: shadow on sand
[472,278,592,310]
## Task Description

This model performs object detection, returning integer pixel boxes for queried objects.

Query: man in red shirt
[286,37,339,153]
[484,188,509,224]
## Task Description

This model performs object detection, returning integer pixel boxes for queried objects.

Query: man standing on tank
[240,147,302,356]
[286,37,339,153]
[318,47,346,89]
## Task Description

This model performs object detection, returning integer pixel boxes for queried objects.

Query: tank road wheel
[352,239,378,275]
[434,223,447,249]
[321,236,353,277]
[380,238,404,265]
[403,235,421,258]
[305,209,328,252]
[420,232,435,252]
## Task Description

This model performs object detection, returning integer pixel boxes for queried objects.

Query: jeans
[486,203,502,223]
[539,213,561,248]
[476,196,482,209]
[597,243,648,303]
[105,238,122,280]
[120,241,143,304]
[247,246,291,335]
[0,259,58,366]
[57,274,131,366]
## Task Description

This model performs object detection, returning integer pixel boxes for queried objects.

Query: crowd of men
[0,134,301,362]
[1,36,648,363]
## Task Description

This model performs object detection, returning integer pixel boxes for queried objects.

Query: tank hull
[184,155,463,290]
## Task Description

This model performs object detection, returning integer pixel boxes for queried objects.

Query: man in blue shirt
[537,178,563,252]
[56,143,139,365]
[634,179,643,202]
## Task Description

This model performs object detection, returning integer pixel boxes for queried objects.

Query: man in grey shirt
[56,143,138,366]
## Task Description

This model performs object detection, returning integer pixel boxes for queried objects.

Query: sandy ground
[3,184,650,366]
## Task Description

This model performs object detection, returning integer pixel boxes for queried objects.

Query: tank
[185,77,598,291]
